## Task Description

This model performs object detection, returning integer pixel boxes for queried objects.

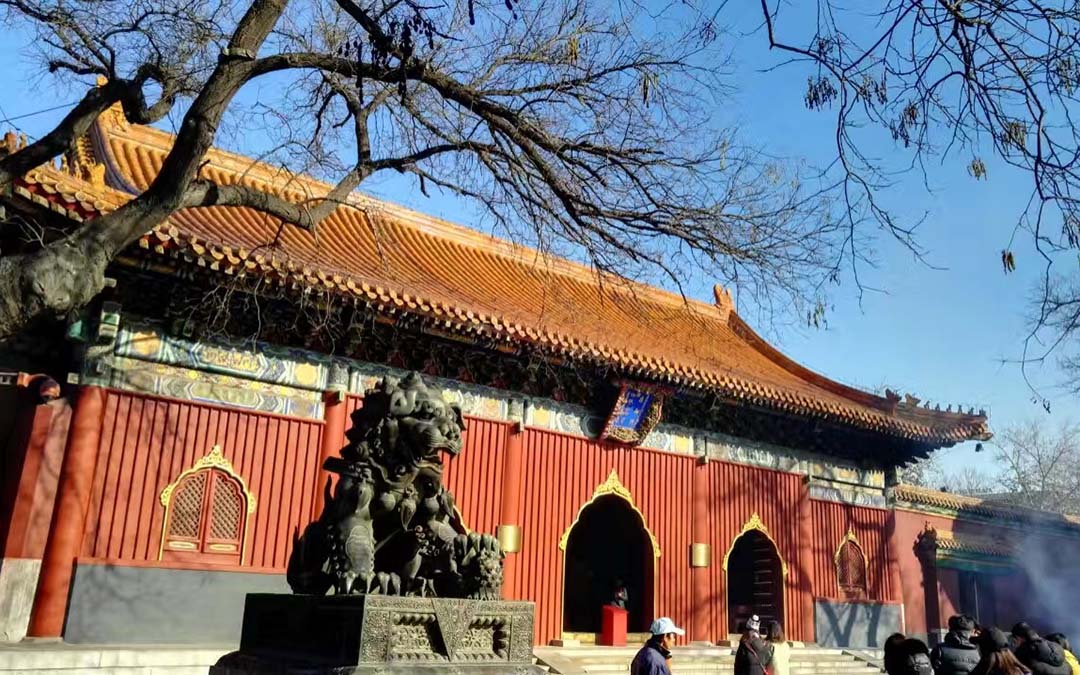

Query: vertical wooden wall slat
[80,390,323,571]
[446,417,507,536]
[809,500,896,602]
[514,429,696,646]
[706,458,807,641]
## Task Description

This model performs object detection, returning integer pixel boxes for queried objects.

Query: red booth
[599,605,628,646]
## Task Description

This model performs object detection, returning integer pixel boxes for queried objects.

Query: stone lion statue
[287,373,504,600]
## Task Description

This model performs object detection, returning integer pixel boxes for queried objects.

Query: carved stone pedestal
[210,594,543,675]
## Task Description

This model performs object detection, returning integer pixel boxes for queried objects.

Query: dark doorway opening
[563,495,654,634]
[959,570,998,628]
[727,530,784,634]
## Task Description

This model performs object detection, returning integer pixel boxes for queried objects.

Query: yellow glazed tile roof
[9,105,992,446]
[895,484,1080,525]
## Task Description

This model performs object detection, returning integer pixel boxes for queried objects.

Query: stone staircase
[0,641,881,674]
[0,643,556,674]
[533,643,883,675]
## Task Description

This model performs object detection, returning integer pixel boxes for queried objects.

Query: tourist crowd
[630,612,1080,675]
[883,615,1080,675]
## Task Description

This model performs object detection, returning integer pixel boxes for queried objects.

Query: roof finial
[712,284,733,319]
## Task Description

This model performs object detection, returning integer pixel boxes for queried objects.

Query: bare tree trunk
[0,233,111,337]
[0,0,290,340]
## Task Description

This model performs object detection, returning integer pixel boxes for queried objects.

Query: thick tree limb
[0,0,842,346]
[0,80,125,188]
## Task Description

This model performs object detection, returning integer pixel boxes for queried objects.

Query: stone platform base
[210,594,544,675]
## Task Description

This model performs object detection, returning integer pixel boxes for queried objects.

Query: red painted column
[690,457,710,642]
[27,386,106,638]
[1,398,68,560]
[312,391,348,518]
[884,511,906,627]
[796,478,815,643]
[497,419,524,599]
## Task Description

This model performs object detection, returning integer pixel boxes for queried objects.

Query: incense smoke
[1010,530,1080,640]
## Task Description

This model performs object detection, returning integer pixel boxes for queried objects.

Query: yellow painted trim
[721,512,789,578]
[557,469,660,636]
[557,469,661,558]
[158,445,256,563]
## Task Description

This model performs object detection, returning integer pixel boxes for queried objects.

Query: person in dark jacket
[734,615,773,675]
[1012,623,1071,675]
[630,617,684,675]
[1045,634,1080,675]
[885,633,909,675]
[972,627,1031,675]
[609,578,629,610]
[933,615,983,675]
[899,638,935,675]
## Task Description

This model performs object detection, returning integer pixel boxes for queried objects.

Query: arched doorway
[562,494,655,634]
[726,529,784,634]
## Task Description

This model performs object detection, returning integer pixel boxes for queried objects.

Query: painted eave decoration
[599,381,669,446]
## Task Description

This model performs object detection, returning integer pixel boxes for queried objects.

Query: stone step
[0,669,209,675]
[669,669,879,675]
[578,661,878,672]
[0,645,231,672]
[535,644,884,675]
[0,647,553,675]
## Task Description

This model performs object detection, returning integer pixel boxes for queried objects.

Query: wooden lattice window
[159,446,255,565]
[836,533,868,598]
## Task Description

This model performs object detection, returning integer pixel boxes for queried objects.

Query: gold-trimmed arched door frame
[558,469,660,640]
[558,469,661,557]
[721,513,789,577]
[722,512,789,634]
[158,444,256,564]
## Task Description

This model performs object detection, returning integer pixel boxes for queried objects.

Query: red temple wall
[808,500,897,602]
[51,386,914,647]
[936,567,960,627]
[321,406,892,644]
[891,508,953,637]
[887,508,1080,638]
[704,459,810,642]
[510,428,695,646]
[441,418,508,539]
[79,389,324,570]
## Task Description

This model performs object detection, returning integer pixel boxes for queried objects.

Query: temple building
[2,103,1080,649]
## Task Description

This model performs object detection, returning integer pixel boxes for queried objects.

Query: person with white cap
[734,614,774,675]
[630,617,685,675]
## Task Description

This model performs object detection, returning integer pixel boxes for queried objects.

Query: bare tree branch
[758,0,1080,399]
[0,0,851,342]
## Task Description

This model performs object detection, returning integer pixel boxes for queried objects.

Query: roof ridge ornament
[712,284,733,321]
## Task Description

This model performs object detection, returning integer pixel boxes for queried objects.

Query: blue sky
[0,6,1073,478]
